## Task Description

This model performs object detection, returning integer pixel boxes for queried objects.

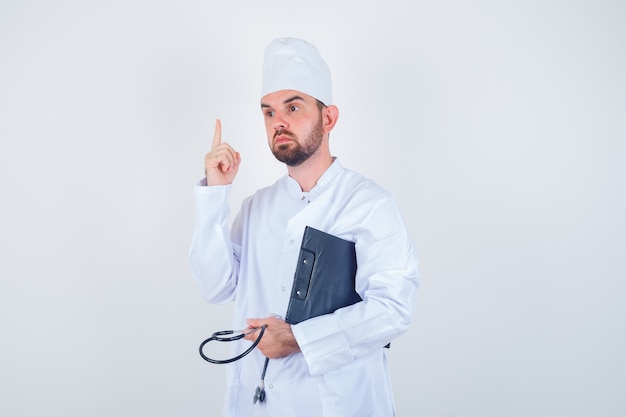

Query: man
[190,37,419,417]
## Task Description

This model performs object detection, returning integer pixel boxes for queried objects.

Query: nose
[272,113,288,131]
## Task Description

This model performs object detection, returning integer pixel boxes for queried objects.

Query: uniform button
[289,239,294,244]
[268,384,274,389]
[281,287,286,292]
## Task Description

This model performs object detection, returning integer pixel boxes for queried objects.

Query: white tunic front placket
[274,189,312,319]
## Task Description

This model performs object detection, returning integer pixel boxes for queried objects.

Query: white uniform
[190,159,419,417]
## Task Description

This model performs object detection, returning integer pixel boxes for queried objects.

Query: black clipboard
[285,226,362,325]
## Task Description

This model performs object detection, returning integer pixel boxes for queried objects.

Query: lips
[273,132,295,146]
[274,136,292,145]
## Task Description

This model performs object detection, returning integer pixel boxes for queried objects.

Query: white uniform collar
[283,157,343,199]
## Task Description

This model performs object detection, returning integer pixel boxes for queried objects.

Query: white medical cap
[261,37,332,105]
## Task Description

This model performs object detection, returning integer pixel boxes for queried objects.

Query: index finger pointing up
[211,119,222,150]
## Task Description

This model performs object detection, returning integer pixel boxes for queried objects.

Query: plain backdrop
[1,1,624,416]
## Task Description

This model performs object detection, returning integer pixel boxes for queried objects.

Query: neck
[287,149,333,192]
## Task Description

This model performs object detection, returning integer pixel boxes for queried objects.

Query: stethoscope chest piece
[253,357,270,404]
[253,384,266,404]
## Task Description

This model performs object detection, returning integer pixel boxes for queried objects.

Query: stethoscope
[199,325,270,404]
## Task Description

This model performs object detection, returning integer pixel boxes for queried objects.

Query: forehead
[260,89,316,107]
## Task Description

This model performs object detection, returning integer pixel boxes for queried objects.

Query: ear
[322,105,339,134]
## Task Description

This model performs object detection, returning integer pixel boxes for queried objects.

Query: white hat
[261,37,332,105]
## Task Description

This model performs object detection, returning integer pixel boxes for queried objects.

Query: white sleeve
[291,197,420,376]
[189,180,240,303]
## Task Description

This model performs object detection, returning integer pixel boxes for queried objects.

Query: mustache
[273,128,295,140]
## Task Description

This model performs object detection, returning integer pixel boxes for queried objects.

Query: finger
[226,151,241,173]
[246,318,261,328]
[217,148,237,173]
[207,145,235,170]
[243,327,261,339]
[246,316,281,329]
[243,319,262,341]
[205,151,228,174]
[211,118,222,151]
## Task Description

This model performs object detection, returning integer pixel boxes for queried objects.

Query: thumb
[246,318,261,328]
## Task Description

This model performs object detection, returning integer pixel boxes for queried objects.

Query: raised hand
[204,119,241,185]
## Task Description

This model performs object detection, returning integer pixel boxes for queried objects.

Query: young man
[190,37,419,417]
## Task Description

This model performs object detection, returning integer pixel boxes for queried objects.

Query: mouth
[274,136,292,145]
[273,131,295,146]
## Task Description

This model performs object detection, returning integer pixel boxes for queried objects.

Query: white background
[1,1,624,416]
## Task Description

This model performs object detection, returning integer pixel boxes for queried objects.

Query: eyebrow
[261,95,306,109]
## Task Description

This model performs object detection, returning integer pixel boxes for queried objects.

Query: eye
[265,110,275,117]
[289,105,299,112]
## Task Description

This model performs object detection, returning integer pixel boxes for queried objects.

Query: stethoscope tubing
[199,325,266,364]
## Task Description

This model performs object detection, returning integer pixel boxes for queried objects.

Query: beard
[271,116,324,166]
